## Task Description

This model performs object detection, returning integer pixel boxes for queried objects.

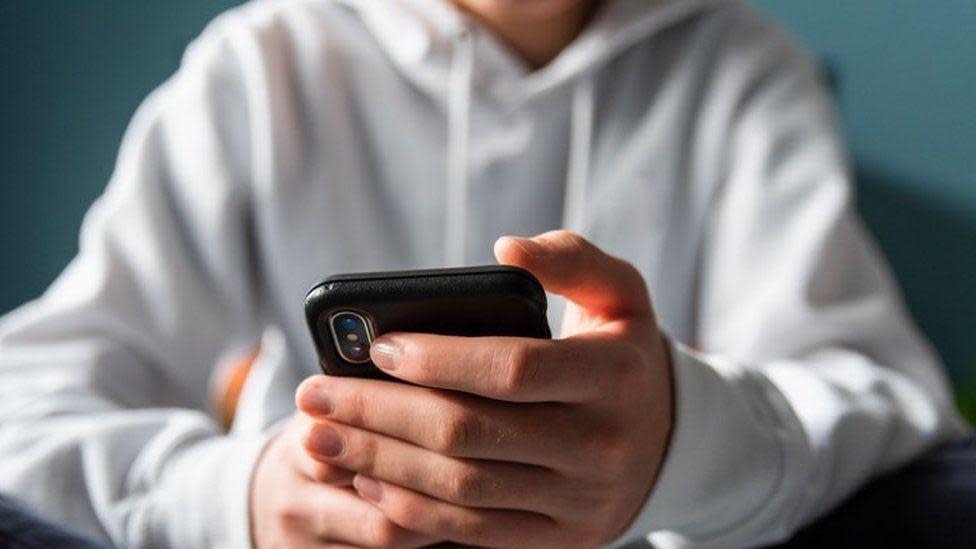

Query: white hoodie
[0,0,967,547]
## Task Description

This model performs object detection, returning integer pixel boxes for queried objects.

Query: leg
[778,435,976,548]
[0,494,106,549]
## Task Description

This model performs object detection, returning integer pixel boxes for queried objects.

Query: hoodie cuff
[154,429,275,549]
[610,337,794,547]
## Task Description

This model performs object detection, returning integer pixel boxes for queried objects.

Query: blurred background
[1,1,974,420]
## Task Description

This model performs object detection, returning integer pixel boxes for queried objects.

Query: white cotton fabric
[0,0,967,547]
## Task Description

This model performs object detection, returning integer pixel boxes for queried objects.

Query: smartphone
[304,266,552,379]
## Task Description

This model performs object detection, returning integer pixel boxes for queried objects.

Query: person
[0,0,969,547]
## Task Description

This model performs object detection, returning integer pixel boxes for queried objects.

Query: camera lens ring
[328,311,374,364]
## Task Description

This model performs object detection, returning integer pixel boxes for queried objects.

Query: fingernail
[299,389,333,416]
[354,475,383,503]
[370,338,400,371]
[309,425,343,458]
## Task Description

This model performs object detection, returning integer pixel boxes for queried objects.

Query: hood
[334,0,726,265]
[337,0,725,98]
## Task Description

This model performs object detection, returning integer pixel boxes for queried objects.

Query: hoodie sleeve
[0,15,272,549]
[614,8,968,548]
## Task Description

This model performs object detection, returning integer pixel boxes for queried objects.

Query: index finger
[369,333,638,402]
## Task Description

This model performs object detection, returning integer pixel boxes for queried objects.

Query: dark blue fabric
[777,435,976,548]
[0,496,105,549]
[2,437,973,548]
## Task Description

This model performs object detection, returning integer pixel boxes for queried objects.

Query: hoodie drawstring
[564,74,595,234]
[445,29,596,266]
[445,28,475,266]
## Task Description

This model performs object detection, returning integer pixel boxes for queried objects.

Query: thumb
[494,230,652,320]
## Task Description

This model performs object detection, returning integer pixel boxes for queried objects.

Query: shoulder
[163,0,376,135]
[692,2,820,85]
[180,0,368,76]
[640,1,807,71]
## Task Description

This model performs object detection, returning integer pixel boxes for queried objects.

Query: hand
[249,413,436,548]
[296,231,674,547]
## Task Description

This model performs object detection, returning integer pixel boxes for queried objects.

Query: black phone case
[305,265,552,379]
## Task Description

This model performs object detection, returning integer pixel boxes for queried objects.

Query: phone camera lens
[346,343,369,360]
[329,312,373,364]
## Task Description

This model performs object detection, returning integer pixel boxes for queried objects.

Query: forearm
[613,338,967,548]
[0,358,270,548]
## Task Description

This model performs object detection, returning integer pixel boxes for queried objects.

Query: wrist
[151,429,274,549]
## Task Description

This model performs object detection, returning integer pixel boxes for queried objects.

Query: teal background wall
[1,0,240,313]
[754,0,976,418]
[1,1,974,413]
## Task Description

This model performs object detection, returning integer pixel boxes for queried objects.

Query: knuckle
[561,230,589,250]
[581,430,624,472]
[543,518,605,549]
[386,496,425,532]
[272,498,304,527]
[603,342,648,396]
[577,527,608,549]
[356,431,380,473]
[444,465,489,505]
[299,421,321,455]
[602,442,632,476]
[614,252,643,279]
[402,339,431,376]
[578,429,603,466]
[434,408,481,455]
[549,230,591,261]
[620,341,649,371]
[498,343,539,396]
[456,513,494,546]
[366,517,405,548]
[614,342,642,372]
[307,461,338,482]
[348,388,370,425]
